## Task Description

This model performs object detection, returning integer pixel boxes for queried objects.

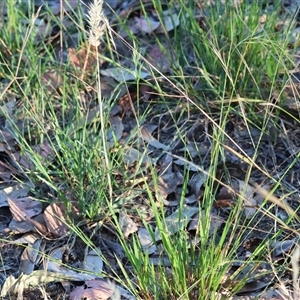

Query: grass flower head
[87,0,108,47]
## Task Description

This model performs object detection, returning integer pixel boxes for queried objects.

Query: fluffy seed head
[87,0,108,47]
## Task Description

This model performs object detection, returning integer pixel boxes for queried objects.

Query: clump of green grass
[151,0,296,104]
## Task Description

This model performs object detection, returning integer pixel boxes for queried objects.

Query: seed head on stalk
[86,0,108,47]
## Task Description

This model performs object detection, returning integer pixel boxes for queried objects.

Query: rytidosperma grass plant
[0,0,300,299]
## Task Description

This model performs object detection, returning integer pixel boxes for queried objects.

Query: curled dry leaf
[140,126,169,150]
[119,210,138,238]
[68,43,103,76]
[70,279,120,300]
[19,237,43,275]
[123,147,150,166]
[154,205,199,241]
[100,67,150,82]
[43,202,80,237]
[0,270,94,298]
[107,116,124,148]
[188,211,224,236]
[155,12,180,33]
[0,183,31,207]
[138,227,156,255]
[271,239,296,258]
[41,69,63,94]
[189,172,207,198]
[146,45,171,71]
[7,196,42,222]
[84,248,103,275]
[45,247,94,281]
[237,180,257,219]
[9,214,47,234]
[134,16,160,33]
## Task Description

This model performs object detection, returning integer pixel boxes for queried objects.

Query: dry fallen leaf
[118,92,137,116]
[119,210,138,238]
[70,279,120,300]
[146,45,171,71]
[11,140,56,170]
[100,67,150,82]
[189,173,207,198]
[173,158,198,171]
[188,211,224,235]
[0,127,17,150]
[0,270,94,299]
[107,116,124,148]
[155,172,182,204]
[9,214,48,234]
[237,179,257,219]
[19,237,43,275]
[7,196,42,221]
[138,227,156,255]
[68,43,103,77]
[155,11,180,33]
[154,205,199,241]
[140,126,169,150]
[271,239,296,258]
[123,146,150,166]
[37,0,78,15]
[41,69,63,94]
[46,247,94,280]
[84,248,103,275]
[0,183,32,207]
[43,202,80,237]
[134,15,160,33]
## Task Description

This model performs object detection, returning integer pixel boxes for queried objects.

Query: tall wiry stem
[86,0,113,202]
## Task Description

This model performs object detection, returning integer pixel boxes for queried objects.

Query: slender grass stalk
[86,0,113,201]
